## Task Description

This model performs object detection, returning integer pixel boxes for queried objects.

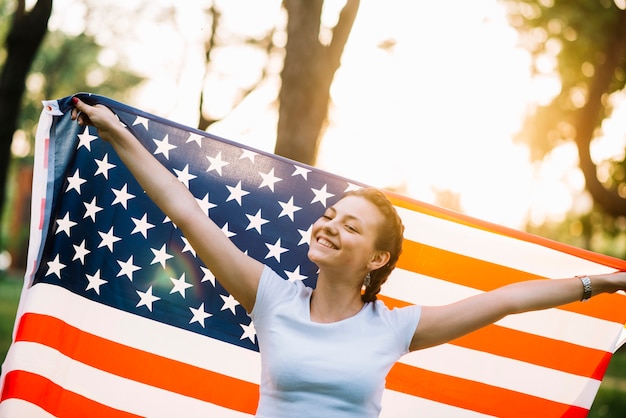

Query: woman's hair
[344,187,405,303]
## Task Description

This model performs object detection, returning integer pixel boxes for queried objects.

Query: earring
[364,272,371,288]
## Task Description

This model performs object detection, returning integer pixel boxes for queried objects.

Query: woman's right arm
[71,98,263,312]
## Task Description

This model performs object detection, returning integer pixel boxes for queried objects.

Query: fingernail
[72,97,79,104]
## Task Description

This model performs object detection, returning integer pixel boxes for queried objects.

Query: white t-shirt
[251,266,422,418]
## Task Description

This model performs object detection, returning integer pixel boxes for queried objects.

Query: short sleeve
[386,303,422,353]
[250,265,299,322]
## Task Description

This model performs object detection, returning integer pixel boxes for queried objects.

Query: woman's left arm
[409,272,626,351]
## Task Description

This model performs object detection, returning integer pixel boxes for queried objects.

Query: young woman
[71,97,626,417]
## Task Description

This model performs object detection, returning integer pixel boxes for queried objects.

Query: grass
[0,271,22,363]
[0,270,625,416]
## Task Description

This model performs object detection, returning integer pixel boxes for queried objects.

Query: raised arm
[410,272,626,351]
[71,97,263,312]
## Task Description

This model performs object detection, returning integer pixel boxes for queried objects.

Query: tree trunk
[275,0,359,165]
[573,9,626,217]
[0,0,53,246]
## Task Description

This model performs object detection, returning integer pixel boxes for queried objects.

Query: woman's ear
[369,251,390,271]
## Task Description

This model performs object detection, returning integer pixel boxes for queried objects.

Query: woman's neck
[310,274,364,323]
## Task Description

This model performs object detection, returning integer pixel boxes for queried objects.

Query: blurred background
[1,0,626,415]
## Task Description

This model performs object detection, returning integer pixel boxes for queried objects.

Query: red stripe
[387,363,590,418]
[39,198,46,230]
[380,295,612,379]
[15,313,259,415]
[1,370,142,418]
[398,239,626,324]
[387,192,626,271]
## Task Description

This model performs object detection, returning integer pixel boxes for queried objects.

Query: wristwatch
[576,275,593,302]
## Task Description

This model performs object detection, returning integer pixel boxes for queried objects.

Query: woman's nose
[322,223,337,235]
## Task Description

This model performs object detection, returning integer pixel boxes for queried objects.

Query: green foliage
[0,271,21,363]
[19,29,145,147]
[501,0,626,160]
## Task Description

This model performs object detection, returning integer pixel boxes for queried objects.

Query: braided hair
[343,188,404,303]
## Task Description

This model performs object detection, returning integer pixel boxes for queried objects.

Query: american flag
[1,93,625,417]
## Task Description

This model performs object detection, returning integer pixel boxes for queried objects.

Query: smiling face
[308,195,388,278]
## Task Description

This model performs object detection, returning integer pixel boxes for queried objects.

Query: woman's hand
[70,97,122,143]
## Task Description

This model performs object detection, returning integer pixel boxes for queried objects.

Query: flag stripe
[398,344,600,408]
[15,313,259,415]
[390,193,626,272]
[396,238,625,323]
[3,342,252,418]
[0,398,56,418]
[1,371,142,418]
[387,363,590,418]
[382,269,625,351]
[381,293,612,379]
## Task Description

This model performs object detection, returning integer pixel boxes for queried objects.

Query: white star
[221,222,236,238]
[265,238,288,262]
[285,266,307,282]
[246,209,269,234]
[150,244,173,268]
[278,196,302,221]
[132,116,149,130]
[55,213,76,236]
[298,224,313,246]
[85,270,107,295]
[311,184,334,207]
[226,181,249,205]
[117,255,141,281]
[95,154,116,179]
[206,151,229,175]
[292,165,311,180]
[153,134,177,159]
[259,168,282,192]
[181,236,196,257]
[186,132,203,147]
[240,149,257,162]
[162,215,173,226]
[345,183,361,192]
[66,169,87,194]
[189,303,212,328]
[77,126,98,151]
[200,266,216,286]
[195,193,217,215]
[170,273,193,298]
[240,320,256,343]
[131,214,154,239]
[46,254,65,278]
[72,239,90,264]
[174,164,197,188]
[98,226,121,252]
[220,294,240,314]
[136,286,160,311]
[83,196,103,221]
[112,184,135,209]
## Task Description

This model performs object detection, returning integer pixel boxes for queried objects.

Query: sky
[46,0,626,231]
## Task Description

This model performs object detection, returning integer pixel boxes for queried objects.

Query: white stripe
[396,206,618,278]
[2,342,253,418]
[400,344,600,408]
[384,268,624,351]
[0,399,56,418]
[20,283,262,384]
[380,390,496,418]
